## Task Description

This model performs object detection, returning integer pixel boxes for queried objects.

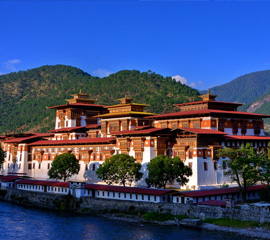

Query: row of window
[27,163,98,171]
[187,161,227,171]
[92,190,163,201]
[18,184,68,193]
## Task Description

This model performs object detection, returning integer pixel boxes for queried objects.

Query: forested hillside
[210,70,270,132]
[0,65,199,134]
[210,70,270,111]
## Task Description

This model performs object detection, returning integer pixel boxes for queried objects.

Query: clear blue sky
[1,1,270,90]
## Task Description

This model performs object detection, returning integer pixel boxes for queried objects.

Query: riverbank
[101,213,270,239]
[1,188,270,239]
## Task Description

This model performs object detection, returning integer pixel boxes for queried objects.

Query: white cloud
[198,81,203,85]
[172,74,197,88]
[92,68,112,77]
[189,82,196,87]
[172,75,188,85]
[5,59,21,71]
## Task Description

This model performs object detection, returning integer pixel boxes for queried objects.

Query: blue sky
[1,1,270,90]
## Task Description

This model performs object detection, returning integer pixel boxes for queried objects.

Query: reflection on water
[0,201,247,240]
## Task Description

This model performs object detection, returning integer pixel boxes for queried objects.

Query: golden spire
[200,89,218,101]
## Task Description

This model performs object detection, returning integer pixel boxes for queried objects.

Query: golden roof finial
[200,89,218,101]
[79,89,82,94]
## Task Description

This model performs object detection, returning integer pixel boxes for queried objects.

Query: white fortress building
[1,91,270,190]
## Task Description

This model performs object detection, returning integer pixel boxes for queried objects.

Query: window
[142,195,144,200]
[148,195,150,201]
[136,194,138,200]
[188,162,192,169]
[85,164,88,171]
[39,163,41,169]
[47,163,50,169]
[203,150,207,159]
[130,194,132,199]
[214,162,217,170]
[154,196,156,201]
[107,192,110,197]
[118,193,121,198]
[19,164,21,169]
[124,193,126,199]
[204,162,208,171]
[92,164,95,171]
[28,163,32,170]
[102,191,104,196]
[113,192,115,197]
[33,163,35,169]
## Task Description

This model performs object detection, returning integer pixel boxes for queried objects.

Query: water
[0,201,248,240]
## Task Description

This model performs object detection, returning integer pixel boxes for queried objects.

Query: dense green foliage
[210,70,270,111]
[218,145,264,203]
[48,153,80,182]
[96,154,143,186]
[145,155,192,189]
[0,145,6,165]
[0,65,199,134]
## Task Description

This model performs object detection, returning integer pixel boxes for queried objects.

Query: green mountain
[210,70,270,132]
[0,65,200,134]
[210,70,270,111]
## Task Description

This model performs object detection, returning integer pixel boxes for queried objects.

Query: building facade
[1,91,270,190]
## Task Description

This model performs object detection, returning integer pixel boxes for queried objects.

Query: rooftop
[28,137,116,146]
[148,109,270,120]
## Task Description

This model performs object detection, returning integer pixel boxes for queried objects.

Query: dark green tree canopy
[218,144,262,203]
[96,154,143,187]
[48,153,79,182]
[0,144,6,165]
[146,155,192,189]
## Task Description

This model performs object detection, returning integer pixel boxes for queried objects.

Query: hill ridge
[0,65,199,134]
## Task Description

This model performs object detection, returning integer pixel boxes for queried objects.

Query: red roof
[196,200,226,207]
[133,125,152,130]
[225,135,270,140]
[180,184,266,198]
[148,109,270,119]
[16,179,69,187]
[49,124,100,133]
[0,175,22,182]
[175,100,243,107]
[28,137,116,146]
[3,133,53,143]
[179,128,227,135]
[50,126,85,132]
[85,184,175,196]
[112,128,170,136]
[48,103,105,109]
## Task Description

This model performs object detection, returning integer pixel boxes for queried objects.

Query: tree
[218,144,262,203]
[0,144,6,166]
[95,154,143,187]
[145,155,192,189]
[259,143,270,201]
[48,153,79,182]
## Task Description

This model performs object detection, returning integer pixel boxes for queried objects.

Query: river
[0,201,249,240]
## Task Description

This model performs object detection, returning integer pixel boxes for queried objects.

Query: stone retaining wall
[1,188,270,223]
